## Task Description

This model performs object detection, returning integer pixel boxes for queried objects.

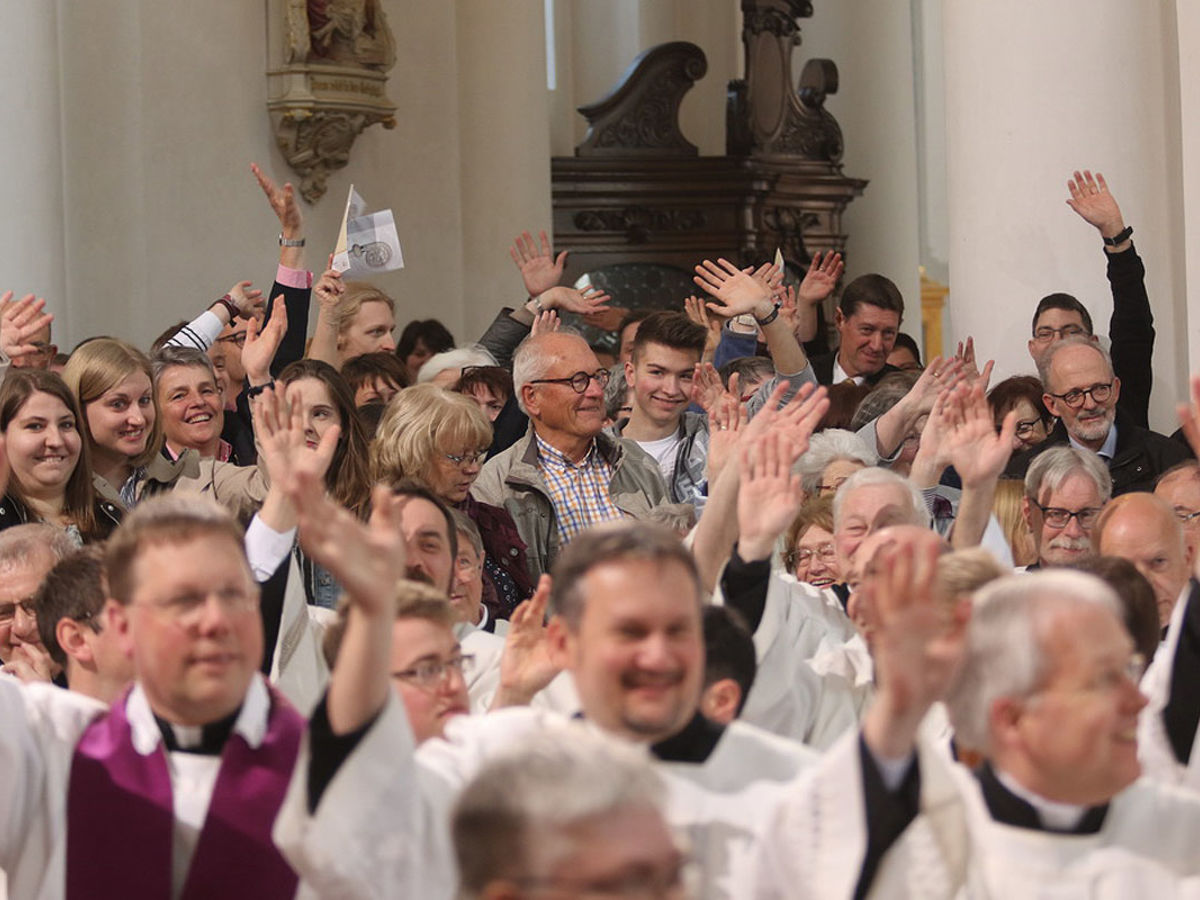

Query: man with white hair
[0,524,76,675]
[1021,444,1112,570]
[758,562,1200,897]
[451,729,683,899]
[472,329,667,580]
[1007,336,1190,494]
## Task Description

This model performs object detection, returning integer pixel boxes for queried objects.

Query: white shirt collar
[832,356,864,386]
[1068,422,1118,460]
[126,674,271,755]
[994,767,1089,831]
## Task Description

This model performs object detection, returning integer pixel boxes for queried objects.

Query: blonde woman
[373,383,533,618]
[307,269,396,369]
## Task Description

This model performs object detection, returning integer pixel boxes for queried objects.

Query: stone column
[943,1,1184,429]
[0,4,67,334]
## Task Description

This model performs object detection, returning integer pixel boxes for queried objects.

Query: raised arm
[792,251,844,344]
[0,292,54,371]
[166,281,264,352]
[944,383,1016,550]
[252,163,311,375]
[305,267,344,369]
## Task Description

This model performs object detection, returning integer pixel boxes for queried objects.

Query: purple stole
[65,684,304,900]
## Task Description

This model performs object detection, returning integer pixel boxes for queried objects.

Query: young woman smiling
[0,369,120,542]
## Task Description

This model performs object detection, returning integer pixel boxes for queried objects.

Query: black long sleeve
[1164,579,1200,765]
[305,695,379,812]
[719,546,771,633]
[854,735,921,900]
[1107,244,1153,429]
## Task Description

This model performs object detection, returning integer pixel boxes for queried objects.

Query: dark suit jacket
[810,351,898,387]
[1005,410,1193,495]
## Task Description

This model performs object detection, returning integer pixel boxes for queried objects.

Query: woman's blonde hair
[992,477,1036,567]
[371,383,493,489]
[61,338,163,467]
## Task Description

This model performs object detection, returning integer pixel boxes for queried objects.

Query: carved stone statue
[268,0,398,201]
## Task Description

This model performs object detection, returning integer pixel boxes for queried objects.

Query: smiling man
[0,494,309,898]
[1021,445,1111,571]
[1007,336,1190,494]
[473,330,667,579]
[809,274,905,387]
[617,310,711,509]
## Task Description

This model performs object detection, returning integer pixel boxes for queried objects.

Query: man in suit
[810,273,905,387]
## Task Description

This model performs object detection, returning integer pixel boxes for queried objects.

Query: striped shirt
[534,433,624,544]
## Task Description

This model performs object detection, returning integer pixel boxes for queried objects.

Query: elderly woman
[987,374,1053,452]
[783,496,841,589]
[373,383,533,619]
[797,428,879,499]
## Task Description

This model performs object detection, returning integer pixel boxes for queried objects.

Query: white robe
[274,698,816,900]
[0,674,306,900]
[714,569,860,748]
[756,730,1200,899]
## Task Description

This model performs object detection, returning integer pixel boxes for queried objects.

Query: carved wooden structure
[551,0,864,351]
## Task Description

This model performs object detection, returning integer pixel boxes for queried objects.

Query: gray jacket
[471,426,668,581]
[614,410,710,510]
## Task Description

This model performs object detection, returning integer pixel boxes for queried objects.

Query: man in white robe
[274,489,818,899]
[757,554,1200,898]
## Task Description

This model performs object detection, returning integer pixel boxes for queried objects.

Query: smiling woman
[0,369,119,542]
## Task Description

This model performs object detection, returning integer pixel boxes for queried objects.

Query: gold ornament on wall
[267,0,398,202]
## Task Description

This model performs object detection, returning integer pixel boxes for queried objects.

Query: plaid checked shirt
[534,433,625,544]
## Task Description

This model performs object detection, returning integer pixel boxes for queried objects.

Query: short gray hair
[1037,334,1112,389]
[151,345,217,386]
[416,344,497,384]
[449,508,483,560]
[0,524,77,570]
[1024,445,1112,504]
[511,328,586,415]
[849,372,921,432]
[452,726,666,898]
[945,570,1121,754]
[797,429,879,495]
[833,466,931,531]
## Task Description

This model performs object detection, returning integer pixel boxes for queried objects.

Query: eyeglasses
[0,598,36,624]
[1029,500,1102,530]
[392,653,474,690]
[137,588,258,625]
[817,478,849,497]
[1175,508,1200,526]
[1032,324,1087,343]
[1032,653,1146,702]
[1046,382,1113,409]
[516,854,692,898]
[216,332,248,347]
[792,544,837,567]
[1013,417,1047,439]
[529,369,611,394]
[444,450,488,467]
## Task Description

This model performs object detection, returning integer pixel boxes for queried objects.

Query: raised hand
[689,362,726,413]
[293,476,406,617]
[492,575,562,709]
[736,429,806,561]
[705,375,747,486]
[862,536,969,759]
[252,381,339,492]
[742,380,829,461]
[227,280,265,319]
[510,229,567,298]
[683,294,724,359]
[313,267,345,313]
[954,337,994,390]
[908,382,958,489]
[535,284,611,317]
[945,383,1016,489]
[529,309,560,337]
[1,640,56,683]
[1065,170,1126,240]
[0,292,54,361]
[251,162,304,237]
[796,250,844,306]
[242,295,288,384]
[693,259,774,319]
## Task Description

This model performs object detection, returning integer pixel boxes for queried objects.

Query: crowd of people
[1,164,1200,898]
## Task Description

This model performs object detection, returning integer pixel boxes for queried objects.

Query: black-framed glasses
[0,598,36,624]
[1030,500,1102,530]
[1046,382,1112,409]
[1175,509,1200,526]
[1013,417,1047,439]
[216,332,248,347]
[1032,324,1087,343]
[529,369,611,394]
[391,653,474,690]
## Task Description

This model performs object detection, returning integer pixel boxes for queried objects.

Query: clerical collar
[981,764,1108,834]
[650,712,725,763]
[155,707,240,756]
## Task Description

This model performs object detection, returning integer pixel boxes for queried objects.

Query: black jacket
[0,493,123,541]
[1005,409,1192,495]
[810,351,898,387]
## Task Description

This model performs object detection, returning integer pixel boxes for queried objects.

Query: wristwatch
[279,234,306,248]
[1102,225,1133,246]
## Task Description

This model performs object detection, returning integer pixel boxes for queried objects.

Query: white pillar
[943,1,1184,431]
[0,3,67,333]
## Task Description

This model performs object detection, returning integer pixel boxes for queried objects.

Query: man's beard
[1071,407,1115,442]
[406,568,435,586]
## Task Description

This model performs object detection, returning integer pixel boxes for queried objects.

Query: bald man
[1096,492,1193,629]
[1156,462,1200,557]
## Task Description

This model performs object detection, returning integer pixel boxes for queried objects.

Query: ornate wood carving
[266,0,398,202]
[575,42,708,157]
